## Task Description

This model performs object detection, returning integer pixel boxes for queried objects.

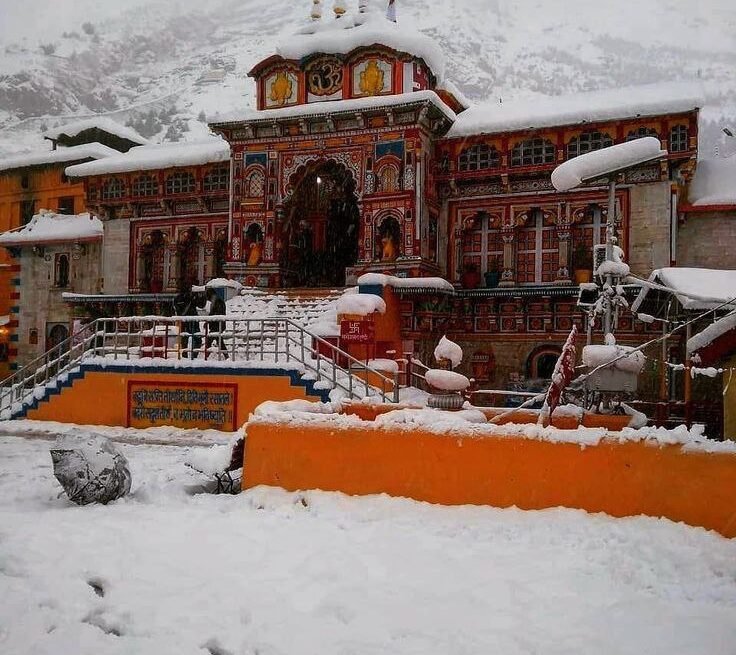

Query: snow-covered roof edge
[0,143,119,174]
[632,267,736,313]
[66,139,230,177]
[447,82,703,138]
[0,211,103,246]
[44,117,149,146]
[211,90,456,126]
[687,311,736,356]
[687,157,736,208]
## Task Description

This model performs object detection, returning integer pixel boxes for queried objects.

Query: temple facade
[4,4,735,416]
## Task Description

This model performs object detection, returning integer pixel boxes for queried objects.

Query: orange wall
[243,420,736,538]
[25,369,321,430]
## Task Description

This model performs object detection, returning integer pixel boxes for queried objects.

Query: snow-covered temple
[1,1,735,435]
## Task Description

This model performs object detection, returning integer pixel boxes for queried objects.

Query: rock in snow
[50,437,131,505]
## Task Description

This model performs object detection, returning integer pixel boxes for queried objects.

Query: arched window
[54,253,70,288]
[140,230,166,293]
[511,138,555,167]
[177,227,203,290]
[101,178,125,200]
[243,168,265,198]
[459,144,500,171]
[131,175,158,197]
[567,131,613,159]
[669,124,689,153]
[377,165,401,193]
[203,166,229,192]
[626,127,658,141]
[527,347,562,381]
[165,171,196,195]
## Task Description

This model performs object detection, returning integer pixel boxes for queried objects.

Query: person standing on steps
[205,287,228,360]
[172,288,201,358]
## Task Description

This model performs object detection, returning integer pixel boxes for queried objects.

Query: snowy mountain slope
[0,0,734,156]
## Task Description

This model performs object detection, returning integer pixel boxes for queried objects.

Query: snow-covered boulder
[50,437,131,505]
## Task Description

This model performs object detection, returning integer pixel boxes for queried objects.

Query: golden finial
[311,0,323,21]
[333,0,347,18]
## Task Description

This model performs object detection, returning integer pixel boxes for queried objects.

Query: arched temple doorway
[178,227,203,291]
[281,160,360,287]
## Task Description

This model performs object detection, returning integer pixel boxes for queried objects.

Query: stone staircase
[227,287,348,336]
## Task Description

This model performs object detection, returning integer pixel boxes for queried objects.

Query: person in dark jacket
[172,289,201,358]
[204,287,228,359]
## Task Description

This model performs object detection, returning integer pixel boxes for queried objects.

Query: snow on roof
[447,82,703,138]
[0,143,119,174]
[65,139,230,177]
[687,310,736,356]
[0,210,102,246]
[552,137,666,191]
[44,117,149,145]
[336,293,387,316]
[212,90,456,126]
[688,157,736,207]
[437,79,471,111]
[273,10,445,81]
[357,273,455,292]
[636,267,736,311]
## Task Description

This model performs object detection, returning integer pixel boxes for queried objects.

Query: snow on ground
[1,433,736,654]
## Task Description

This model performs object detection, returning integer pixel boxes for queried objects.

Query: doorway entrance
[282,160,359,287]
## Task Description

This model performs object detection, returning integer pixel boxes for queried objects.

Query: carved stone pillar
[499,228,516,287]
[556,229,572,283]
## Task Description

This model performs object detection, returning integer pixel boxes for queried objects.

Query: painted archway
[280,159,360,287]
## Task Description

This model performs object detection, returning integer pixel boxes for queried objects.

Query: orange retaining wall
[243,421,736,538]
[25,368,322,430]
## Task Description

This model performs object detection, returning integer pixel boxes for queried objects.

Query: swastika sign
[340,320,375,344]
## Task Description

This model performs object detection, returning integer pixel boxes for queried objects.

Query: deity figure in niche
[378,217,400,262]
[360,60,385,96]
[244,223,264,267]
[269,71,294,107]
[247,242,262,266]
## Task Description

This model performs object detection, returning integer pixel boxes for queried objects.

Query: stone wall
[677,210,736,270]
[16,242,102,367]
[102,218,130,294]
[627,181,672,278]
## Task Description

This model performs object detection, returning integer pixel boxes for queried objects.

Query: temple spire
[311,0,323,21]
[386,0,397,22]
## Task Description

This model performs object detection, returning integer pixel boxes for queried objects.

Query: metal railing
[0,316,400,418]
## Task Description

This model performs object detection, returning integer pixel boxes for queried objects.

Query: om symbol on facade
[307,58,343,96]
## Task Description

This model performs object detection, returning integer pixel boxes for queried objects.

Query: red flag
[541,325,578,418]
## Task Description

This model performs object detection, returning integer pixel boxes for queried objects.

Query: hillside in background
[1,0,735,157]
